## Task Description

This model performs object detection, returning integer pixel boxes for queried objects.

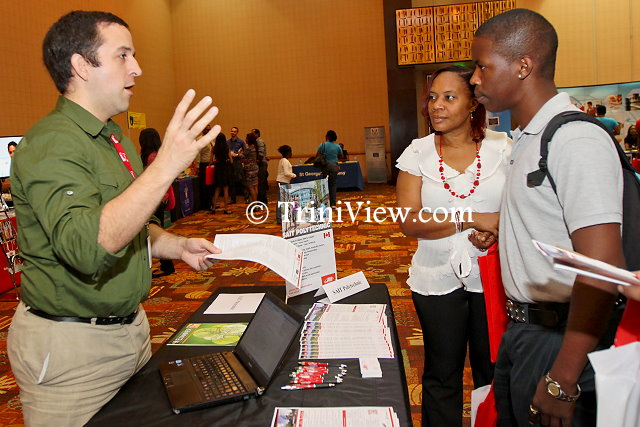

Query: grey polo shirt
[499,93,623,303]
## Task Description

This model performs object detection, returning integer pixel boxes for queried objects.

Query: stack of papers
[271,406,400,427]
[299,303,394,359]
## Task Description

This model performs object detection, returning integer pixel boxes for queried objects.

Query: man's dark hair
[7,142,17,150]
[423,65,487,144]
[278,144,292,157]
[326,130,337,142]
[43,11,129,94]
[252,128,260,136]
[596,104,607,115]
[475,8,558,80]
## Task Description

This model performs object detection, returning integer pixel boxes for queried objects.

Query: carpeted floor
[0,183,475,426]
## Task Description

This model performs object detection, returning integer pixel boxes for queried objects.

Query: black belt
[506,299,569,328]
[27,307,137,325]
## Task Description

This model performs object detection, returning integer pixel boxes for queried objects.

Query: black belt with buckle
[27,307,137,325]
[506,299,569,328]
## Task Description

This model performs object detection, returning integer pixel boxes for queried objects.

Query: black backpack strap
[526,111,628,193]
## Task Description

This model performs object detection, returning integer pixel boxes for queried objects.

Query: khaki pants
[8,302,151,427]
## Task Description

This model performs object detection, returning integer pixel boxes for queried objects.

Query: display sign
[279,178,337,299]
[127,111,146,129]
[364,126,387,183]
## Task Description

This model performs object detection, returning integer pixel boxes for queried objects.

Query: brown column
[383,0,417,183]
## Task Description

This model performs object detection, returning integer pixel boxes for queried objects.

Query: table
[291,161,364,190]
[88,284,411,426]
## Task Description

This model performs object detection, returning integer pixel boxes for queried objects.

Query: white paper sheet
[588,342,640,427]
[271,406,400,427]
[206,234,304,287]
[323,271,370,303]
[203,293,265,315]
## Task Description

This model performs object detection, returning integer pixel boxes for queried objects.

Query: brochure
[206,234,304,288]
[166,322,248,346]
[533,239,640,287]
[279,178,337,299]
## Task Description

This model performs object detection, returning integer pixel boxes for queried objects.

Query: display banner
[279,178,337,299]
[559,81,640,143]
[178,177,195,217]
[364,126,387,183]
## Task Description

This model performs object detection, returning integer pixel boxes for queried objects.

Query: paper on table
[533,239,640,287]
[206,234,304,287]
[204,293,265,315]
[323,271,370,303]
[359,357,382,378]
[271,407,400,427]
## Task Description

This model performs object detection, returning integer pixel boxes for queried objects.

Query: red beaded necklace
[437,135,481,199]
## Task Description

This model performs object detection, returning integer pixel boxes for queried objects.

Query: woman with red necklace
[396,65,512,426]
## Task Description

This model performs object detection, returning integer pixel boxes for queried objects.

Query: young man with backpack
[471,9,625,426]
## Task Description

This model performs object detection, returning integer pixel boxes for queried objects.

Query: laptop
[159,292,303,414]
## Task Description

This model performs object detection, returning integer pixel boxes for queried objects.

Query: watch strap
[545,372,581,402]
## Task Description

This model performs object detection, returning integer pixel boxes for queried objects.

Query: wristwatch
[545,372,581,402]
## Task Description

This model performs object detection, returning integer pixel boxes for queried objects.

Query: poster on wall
[558,81,640,145]
[127,111,146,129]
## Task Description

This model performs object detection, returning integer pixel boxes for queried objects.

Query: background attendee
[338,143,348,161]
[595,104,621,135]
[210,132,232,214]
[276,144,296,223]
[316,130,343,207]
[7,11,221,425]
[624,123,638,151]
[139,128,175,277]
[7,141,17,158]
[196,124,214,210]
[472,9,624,426]
[253,128,269,203]
[243,133,259,202]
[227,126,247,204]
[396,65,511,427]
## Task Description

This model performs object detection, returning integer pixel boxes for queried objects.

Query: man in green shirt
[8,11,222,425]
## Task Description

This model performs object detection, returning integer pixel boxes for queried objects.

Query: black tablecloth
[88,284,411,427]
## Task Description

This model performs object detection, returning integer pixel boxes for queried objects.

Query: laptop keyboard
[190,353,247,399]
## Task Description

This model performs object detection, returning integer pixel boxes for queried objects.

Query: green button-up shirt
[11,97,152,317]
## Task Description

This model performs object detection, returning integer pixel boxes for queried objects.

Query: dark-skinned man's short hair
[475,8,558,80]
[43,11,128,94]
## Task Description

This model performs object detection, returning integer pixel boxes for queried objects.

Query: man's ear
[70,53,90,82]
[519,56,533,80]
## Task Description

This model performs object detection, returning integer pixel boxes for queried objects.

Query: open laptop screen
[234,293,302,386]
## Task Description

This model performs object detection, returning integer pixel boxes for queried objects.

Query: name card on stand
[323,271,370,303]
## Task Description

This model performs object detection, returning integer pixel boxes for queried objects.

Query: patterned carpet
[0,183,475,426]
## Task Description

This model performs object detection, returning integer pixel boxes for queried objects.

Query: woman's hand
[467,212,499,236]
[468,230,496,250]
